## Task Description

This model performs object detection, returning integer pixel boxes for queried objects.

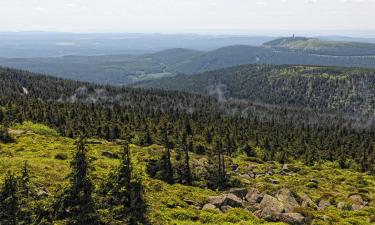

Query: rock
[245,188,264,204]
[299,193,318,209]
[348,195,364,205]
[101,150,119,159]
[228,188,248,199]
[245,204,260,212]
[202,203,217,210]
[318,200,331,210]
[222,193,243,208]
[349,194,365,211]
[276,188,300,213]
[208,196,225,207]
[351,204,364,211]
[279,213,305,225]
[258,194,284,221]
[220,205,233,213]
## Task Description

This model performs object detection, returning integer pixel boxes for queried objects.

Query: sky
[1,0,375,35]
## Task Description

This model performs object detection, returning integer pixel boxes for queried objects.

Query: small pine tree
[0,172,19,225]
[54,136,101,225]
[102,141,148,224]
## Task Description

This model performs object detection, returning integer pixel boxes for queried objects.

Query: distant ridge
[263,37,375,56]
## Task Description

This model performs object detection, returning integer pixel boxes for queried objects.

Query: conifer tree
[102,141,148,224]
[54,137,101,225]
[0,172,19,225]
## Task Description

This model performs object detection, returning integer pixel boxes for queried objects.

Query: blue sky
[0,0,374,34]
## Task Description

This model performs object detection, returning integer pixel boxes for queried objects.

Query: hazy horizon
[1,0,375,36]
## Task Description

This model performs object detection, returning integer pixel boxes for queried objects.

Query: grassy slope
[1,122,375,224]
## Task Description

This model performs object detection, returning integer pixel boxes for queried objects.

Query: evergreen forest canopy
[0,66,374,170]
[134,64,375,116]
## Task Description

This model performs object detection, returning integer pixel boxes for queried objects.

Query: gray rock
[202,203,217,210]
[101,150,119,159]
[222,193,244,208]
[208,196,225,207]
[276,188,300,213]
[351,204,364,211]
[299,193,318,209]
[279,213,305,225]
[349,194,364,205]
[228,188,248,199]
[220,205,233,213]
[245,188,264,204]
[258,194,284,221]
[318,200,331,210]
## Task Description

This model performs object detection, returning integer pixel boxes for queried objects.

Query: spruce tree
[0,172,19,225]
[102,141,148,224]
[55,137,101,225]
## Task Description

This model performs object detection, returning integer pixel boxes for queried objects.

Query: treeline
[0,67,374,172]
[0,138,147,225]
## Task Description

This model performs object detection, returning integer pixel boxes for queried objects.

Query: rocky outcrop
[245,188,264,204]
[223,193,244,207]
[256,194,284,221]
[276,188,299,213]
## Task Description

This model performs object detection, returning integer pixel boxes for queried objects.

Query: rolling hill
[1,37,375,85]
[134,64,375,115]
[263,37,375,56]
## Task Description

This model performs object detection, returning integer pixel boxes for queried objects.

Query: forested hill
[263,37,375,56]
[1,42,375,85]
[134,64,375,116]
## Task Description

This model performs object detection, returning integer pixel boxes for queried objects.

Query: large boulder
[276,188,299,213]
[228,188,248,199]
[245,188,264,204]
[257,194,284,221]
[279,213,305,225]
[222,193,244,208]
[207,196,225,207]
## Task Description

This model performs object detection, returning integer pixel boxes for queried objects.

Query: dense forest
[1,67,374,171]
[135,64,375,116]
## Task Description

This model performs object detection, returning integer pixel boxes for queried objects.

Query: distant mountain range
[1,36,375,85]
